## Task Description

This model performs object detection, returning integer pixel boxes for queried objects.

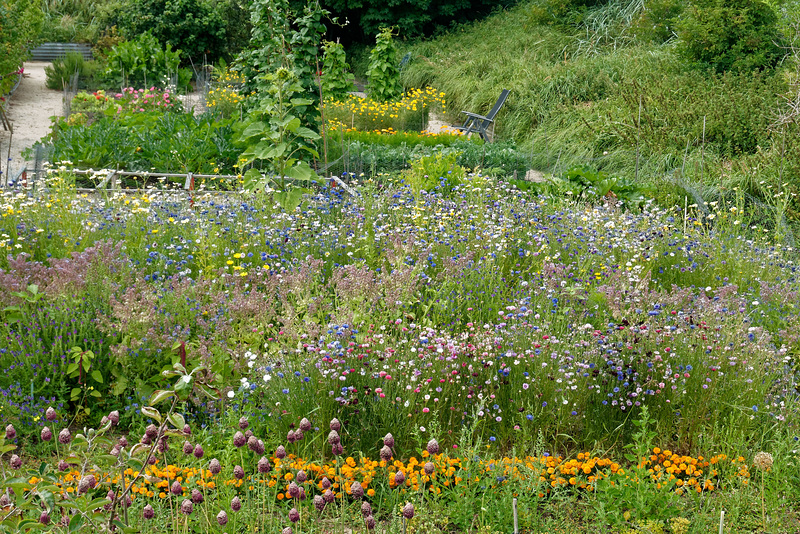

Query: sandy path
[0,62,63,182]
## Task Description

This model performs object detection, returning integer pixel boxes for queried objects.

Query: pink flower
[422,407,430,413]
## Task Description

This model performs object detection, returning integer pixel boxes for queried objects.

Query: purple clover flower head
[332,443,344,456]
[193,444,204,459]
[233,431,246,448]
[231,496,242,512]
[383,433,395,448]
[191,489,204,504]
[41,427,52,442]
[58,428,72,445]
[299,487,306,501]
[5,424,16,440]
[180,499,193,515]
[289,508,300,523]
[361,501,372,517]
[323,489,334,504]
[247,436,260,452]
[77,477,91,494]
[39,511,50,525]
[233,465,245,480]
[294,429,304,442]
[299,418,311,432]
[426,439,440,455]
[118,436,128,448]
[424,462,435,475]
[183,441,194,455]
[258,456,271,473]
[85,474,97,489]
[170,481,182,496]
[244,429,254,440]
[140,434,152,445]
[350,481,364,499]
[366,515,376,530]
[209,458,221,475]
[394,471,405,486]
[287,430,296,444]
[157,436,169,454]
[239,416,249,430]
[282,528,293,534]
[147,455,157,465]
[183,424,191,435]
[106,490,115,501]
[380,445,392,461]
[329,418,341,432]
[145,424,158,439]
[314,494,325,511]
[402,502,415,519]
[276,445,287,459]
[108,410,120,425]
[321,477,331,489]
[9,455,21,469]
[217,510,228,526]
[296,470,307,483]
[58,460,69,471]
[254,439,265,455]
[287,482,300,499]
[46,407,57,421]
[327,430,340,445]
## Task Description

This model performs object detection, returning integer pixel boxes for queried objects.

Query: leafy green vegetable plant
[367,27,402,102]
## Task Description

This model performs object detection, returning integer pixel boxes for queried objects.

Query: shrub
[0,0,42,95]
[321,39,356,100]
[366,27,402,102]
[44,51,97,90]
[114,0,227,62]
[101,33,191,91]
[675,0,783,73]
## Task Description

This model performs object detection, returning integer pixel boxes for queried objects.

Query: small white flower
[227,391,235,399]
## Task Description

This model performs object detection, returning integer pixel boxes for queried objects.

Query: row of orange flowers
[29,448,752,504]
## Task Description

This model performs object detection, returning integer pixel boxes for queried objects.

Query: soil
[0,62,63,182]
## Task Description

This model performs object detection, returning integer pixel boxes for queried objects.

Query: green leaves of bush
[675,0,783,73]
[367,28,402,102]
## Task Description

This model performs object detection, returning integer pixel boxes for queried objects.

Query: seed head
[424,462,434,475]
[46,407,57,421]
[350,481,364,498]
[380,445,392,461]
[9,455,21,470]
[191,489,203,504]
[183,441,194,455]
[5,424,15,440]
[118,436,128,448]
[282,528,293,534]
[321,477,331,489]
[39,511,50,525]
[58,460,69,471]
[289,507,300,522]
[143,505,155,520]
[170,481,182,495]
[402,502,415,519]
[216,510,228,526]
[323,489,334,503]
[247,435,260,452]
[296,469,307,483]
[287,430,296,444]
[361,501,372,517]
[383,433,395,448]
[276,445,287,459]
[314,494,326,511]
[233,465,245,479]
[394,471,405,485]
[233,431,246,448]
[245,429,254,440]
[239,416,249,430]
[193,444,204,458]
[332,443,344,456]
[258,456,271,473]
[287,482,300,499]
[365,515,376,530]
[426,439,440,455]
[754,451,774,471]
[327,430,340,445]
[231,496,242,512]
[157,436,169,454]
[329,418,341,432]
[145,424,158,439]
[183,424,191,435]
[294,429,304,441]
[209,458,221,475]
[299,418,311,432]
[58,428,72,444]
[77,477,91,494]
[180,499,193,515]
[108,410,120,425]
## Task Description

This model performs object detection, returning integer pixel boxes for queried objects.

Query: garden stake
[718,510,724,534]
[513,497,518,534]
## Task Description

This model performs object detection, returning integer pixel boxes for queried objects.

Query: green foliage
[0,0,42,95]
[675,0,783,73]
[46,111,240,174]
[101,33,190,91]
[38,0,107,43]
[44,51,97,90]
[236,68,321,190]
[321,39,355,100]
[406,151,465,195]
[114,0,227,61]
[367,27,402,102]
[630,0,684,44]
[558,165,646,207]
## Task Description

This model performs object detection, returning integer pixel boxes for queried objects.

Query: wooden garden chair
[453,89,510,142]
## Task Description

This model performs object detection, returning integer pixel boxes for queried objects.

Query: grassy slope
[399,0,800,231]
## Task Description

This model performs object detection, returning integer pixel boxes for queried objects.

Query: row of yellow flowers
[30,448,752,504]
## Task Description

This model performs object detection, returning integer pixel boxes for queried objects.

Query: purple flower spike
[366,515,376,530]
[258,456,271,473]
[314,495,325,511]
[108,410,120,425]
[231,496,242,512]
[287,482,300,499]
[5,424,16,440]
[217,510,228,526]
[276,445,287,459]
[209,458,221,474]
[299,418,311,432]
[323,489,334,503]
[351,481,364,498]
[380,445,392,461]
[46,407,57,421]
[170,481,182,495]
[289,508,300,523]
[180,499,193,515]
[424,462,435,475]
[394,471,405,486]
[247,436,260,452]
[282,528,293,534]
[143,505,155,520]
[41,427,52,442]
[402,502,415,519]
[329,418,341,431]
[39,511,50,525]
[332,443,344,456]
[183,441,193,455]
[233,465,244,479]
[327,430,340,445]
[296,470,307,483]
[361,501,372,517]
[58,428,72,444]
[426,439,440,455]
[322,476,331,489]
[9,454,21,470]
[191,489,204,504]
[239,416,249,430]
[233,431,246,448]
[383,433,395,448]
[194,444,204,458]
